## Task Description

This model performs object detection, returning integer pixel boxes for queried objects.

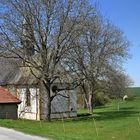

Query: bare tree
[104,68,134,98]
[0,0,95,121]
[64,15,130,113]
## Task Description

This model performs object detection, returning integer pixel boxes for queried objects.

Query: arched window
[25,88,31,106]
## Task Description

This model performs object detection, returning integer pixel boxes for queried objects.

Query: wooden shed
[0,87,21,119]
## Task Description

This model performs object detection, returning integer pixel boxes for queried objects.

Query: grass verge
[0,98,140,140]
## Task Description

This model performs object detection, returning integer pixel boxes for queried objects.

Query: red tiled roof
[0,87,21,104]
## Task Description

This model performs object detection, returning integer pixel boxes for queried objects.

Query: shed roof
[0,87,21,104]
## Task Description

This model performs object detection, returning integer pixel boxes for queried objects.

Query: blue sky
[90,0,140,87]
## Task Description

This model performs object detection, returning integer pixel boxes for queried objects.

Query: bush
[94,92,111,106]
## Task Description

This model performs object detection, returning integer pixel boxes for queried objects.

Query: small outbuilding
[0,87,21,119]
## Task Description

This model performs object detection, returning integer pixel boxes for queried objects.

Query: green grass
[0,98,140,140]
[127,87,140,96]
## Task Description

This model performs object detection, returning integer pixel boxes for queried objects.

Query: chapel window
[25,88,31,106]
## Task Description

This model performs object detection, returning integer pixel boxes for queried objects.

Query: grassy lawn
[0,98,140,140]
[127,87,140,96]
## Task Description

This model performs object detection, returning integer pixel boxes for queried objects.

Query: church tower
[21,17,35,58]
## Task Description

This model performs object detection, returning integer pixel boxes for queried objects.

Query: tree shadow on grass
[119,107,136,110]
[74,107,140,122]
[95,110,140,121]
[94,105,109,109]
[77,113,91,117]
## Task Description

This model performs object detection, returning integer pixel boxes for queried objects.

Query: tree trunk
[46,88,51,121]
[39,80,51,121]
[83,94,89,109]
[88,94,94,114]
[81,84,89,109]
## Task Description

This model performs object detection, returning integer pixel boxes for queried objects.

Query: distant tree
[104,68,134,98]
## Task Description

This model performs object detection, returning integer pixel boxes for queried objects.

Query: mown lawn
[0,98,140,140]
